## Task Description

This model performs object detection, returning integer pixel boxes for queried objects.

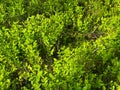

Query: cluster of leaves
[0,0,120,90]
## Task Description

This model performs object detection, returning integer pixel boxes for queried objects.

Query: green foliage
[0,0,120,90]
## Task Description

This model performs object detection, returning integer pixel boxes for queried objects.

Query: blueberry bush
[0,0,120,90]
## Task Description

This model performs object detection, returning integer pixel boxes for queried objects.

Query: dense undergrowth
[0,0,120,90]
